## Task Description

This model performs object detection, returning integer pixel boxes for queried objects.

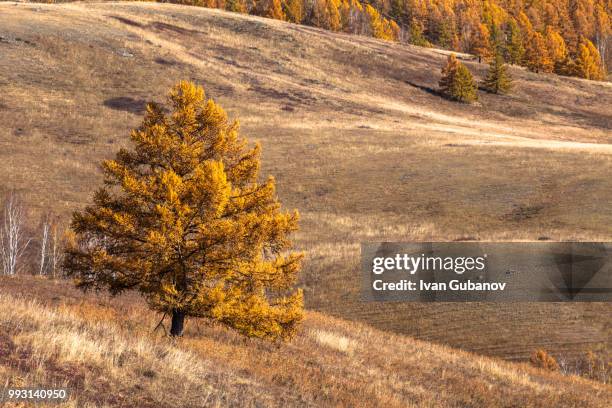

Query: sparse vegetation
[559,350,612,384]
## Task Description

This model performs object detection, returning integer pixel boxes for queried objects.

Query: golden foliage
[530,349,560,371]
[161,0,610,79]
[64,81,304,340]
[525,31,554,73]
[574,37,606,80]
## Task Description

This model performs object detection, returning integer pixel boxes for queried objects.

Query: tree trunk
[170,310,185,337]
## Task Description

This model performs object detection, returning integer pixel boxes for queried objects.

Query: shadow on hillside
[103,97,147,114]
[404,80,444,98]
[108,15,143,28]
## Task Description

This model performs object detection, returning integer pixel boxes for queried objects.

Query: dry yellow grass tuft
[311,329,357,354]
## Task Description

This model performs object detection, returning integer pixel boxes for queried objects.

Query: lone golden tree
[439,54,478,102]
[64,81,304,339]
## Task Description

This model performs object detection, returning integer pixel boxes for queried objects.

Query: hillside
[0,275,610,407]
[0,0,611,363]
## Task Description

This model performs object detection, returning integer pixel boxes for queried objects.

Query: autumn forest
[175,0,610,80]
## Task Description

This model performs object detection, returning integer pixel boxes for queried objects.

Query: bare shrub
[558,350,611,384]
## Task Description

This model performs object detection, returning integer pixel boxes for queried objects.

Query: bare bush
[558,351,611,384]
[0,193,31,276]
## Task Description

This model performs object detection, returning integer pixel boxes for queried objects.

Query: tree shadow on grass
[404,80,445,98]
[103,97,147,114]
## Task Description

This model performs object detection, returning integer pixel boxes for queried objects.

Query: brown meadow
[0,3,611,403]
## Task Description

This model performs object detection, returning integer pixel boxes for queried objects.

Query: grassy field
[0,275,610,407]
[0,0,611,365]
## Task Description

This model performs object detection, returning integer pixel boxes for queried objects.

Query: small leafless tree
[0,193,31,276]
[39,216,51,275]
[50,224,64,278]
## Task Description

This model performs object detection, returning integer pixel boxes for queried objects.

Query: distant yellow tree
[525,32,554,73]
[471,23,493,62]
[408,18,430,47]
[545,27,569,73]
[64,81,304,339]
[439,54,478,102]
[312,0,341,31]
[226,0,247,13]
[365,4,399,41]
[574,37,606,80]
[283,0,304,23]
[259,0,286,20]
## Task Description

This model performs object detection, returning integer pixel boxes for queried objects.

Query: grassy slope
[0,275,611,408]
[0,2,611,361]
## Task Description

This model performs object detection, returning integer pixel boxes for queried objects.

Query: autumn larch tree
[471,23,493,63]
[439,54,478,102]
[182,0,611,80]
[506,18,525,65]
[283,0,304,23]
[524,31,554,73]
[226,0,248,13]
[545,27,569,73]
[408,18,430,47]
[483,51,513,94]
[258,0,286,20]
[574,37,606,80]
[64,81,304,339]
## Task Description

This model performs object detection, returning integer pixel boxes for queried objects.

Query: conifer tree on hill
[471,23,493,63]
[439,53,460,95]
[545,27,569,73]
[506,18,525,65]
[439,54,478,103]
[574,37,606,80]
[524,31,554,73]
[170,0,611,80]
[63,81,304,339]
[483,52,513,94]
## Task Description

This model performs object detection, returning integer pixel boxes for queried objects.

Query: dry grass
[311,329,357,354]
[0,275,610,407]
[0,1,610,362]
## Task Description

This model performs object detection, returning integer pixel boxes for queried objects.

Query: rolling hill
[0,0,611,367]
